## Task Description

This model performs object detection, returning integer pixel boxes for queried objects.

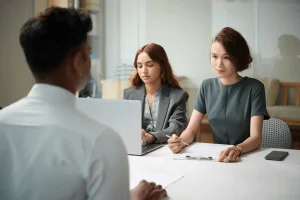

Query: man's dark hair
[19,7,92,78]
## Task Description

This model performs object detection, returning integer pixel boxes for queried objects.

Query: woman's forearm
[180,128,197,144]
[238,135,262,154]
[180,109,204,144]
[240,116,264,154]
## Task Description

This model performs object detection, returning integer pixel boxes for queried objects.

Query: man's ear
[72,51,83,76]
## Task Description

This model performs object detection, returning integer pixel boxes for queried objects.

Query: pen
[165,135,189,146]
[186,155,213,160]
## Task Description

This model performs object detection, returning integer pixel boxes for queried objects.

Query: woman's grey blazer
[123,84,189,143]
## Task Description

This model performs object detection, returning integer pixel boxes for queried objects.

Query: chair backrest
[261,117,292,149]
[279,82,300,106]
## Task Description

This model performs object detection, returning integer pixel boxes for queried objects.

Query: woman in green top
[168,27,269,162]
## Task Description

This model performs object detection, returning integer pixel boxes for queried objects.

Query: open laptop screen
[76,98,142,155]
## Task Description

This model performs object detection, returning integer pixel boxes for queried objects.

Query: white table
[129,143,300,200]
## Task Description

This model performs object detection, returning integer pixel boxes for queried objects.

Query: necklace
[146,95,155,129]
[147,94,155,109]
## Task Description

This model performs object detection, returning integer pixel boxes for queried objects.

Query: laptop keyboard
[141,143,163,154]
[142,146,148,150]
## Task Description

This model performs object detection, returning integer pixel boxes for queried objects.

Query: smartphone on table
[265,151,289,161]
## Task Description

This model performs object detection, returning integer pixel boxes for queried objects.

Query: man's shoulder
[72,109,121,140]
[75,111,127,158]
[0,98,27,120]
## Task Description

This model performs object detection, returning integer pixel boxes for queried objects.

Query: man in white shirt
[0,7,167,200]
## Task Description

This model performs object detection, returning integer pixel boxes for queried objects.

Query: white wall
[104,0,120,79]
[104,0,139,79]
[139,0,213,84]
[0,0,35,107]
[119,0,139,64]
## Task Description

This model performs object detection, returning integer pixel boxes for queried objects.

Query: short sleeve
[194,82,207,115]
[251,83,270,120]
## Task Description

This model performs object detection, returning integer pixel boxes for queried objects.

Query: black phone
[265,151,289,161]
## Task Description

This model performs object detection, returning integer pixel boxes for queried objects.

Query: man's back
[0,84,130,200]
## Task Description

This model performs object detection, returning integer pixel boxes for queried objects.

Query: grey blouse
[143,88,161,133]
[194,76,270,145]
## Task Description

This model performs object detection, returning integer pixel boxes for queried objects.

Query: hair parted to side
[130,43,182,89]
[19,6,92,79]
[212,27,253,72]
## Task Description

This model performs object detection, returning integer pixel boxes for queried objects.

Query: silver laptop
[76,98,163,155]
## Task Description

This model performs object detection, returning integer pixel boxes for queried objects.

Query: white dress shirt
[0,84,130,200]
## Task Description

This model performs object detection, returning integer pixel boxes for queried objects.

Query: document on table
[178,143,229,159]
[130,170,183,189]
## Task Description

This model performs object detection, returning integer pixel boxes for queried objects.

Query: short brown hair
[130,43,182,89]
[212,27,253,72]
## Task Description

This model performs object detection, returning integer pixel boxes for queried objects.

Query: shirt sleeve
[85,128,130,200]
[251,83,270,120]
[193,81,207,115]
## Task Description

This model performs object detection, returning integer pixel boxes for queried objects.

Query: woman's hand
[167,134,185,154]
[141,129,156,143]
[218,146,240,163]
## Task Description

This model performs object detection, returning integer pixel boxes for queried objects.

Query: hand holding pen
[166,134,189,154]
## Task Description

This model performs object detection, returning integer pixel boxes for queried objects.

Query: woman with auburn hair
[168,27,270,162]
[123,43,189,144]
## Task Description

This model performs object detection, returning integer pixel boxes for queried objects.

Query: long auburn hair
[130,43,182,89]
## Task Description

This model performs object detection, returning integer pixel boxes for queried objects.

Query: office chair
[261,117,292,149]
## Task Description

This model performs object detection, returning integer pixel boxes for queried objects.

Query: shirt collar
[27,84,76,107]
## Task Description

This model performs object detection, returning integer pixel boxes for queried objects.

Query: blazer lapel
[156,84,170,131]
[135,84,146,120]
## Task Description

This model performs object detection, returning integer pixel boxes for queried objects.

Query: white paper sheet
[130,170,183,189]
[180,143,229,159]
